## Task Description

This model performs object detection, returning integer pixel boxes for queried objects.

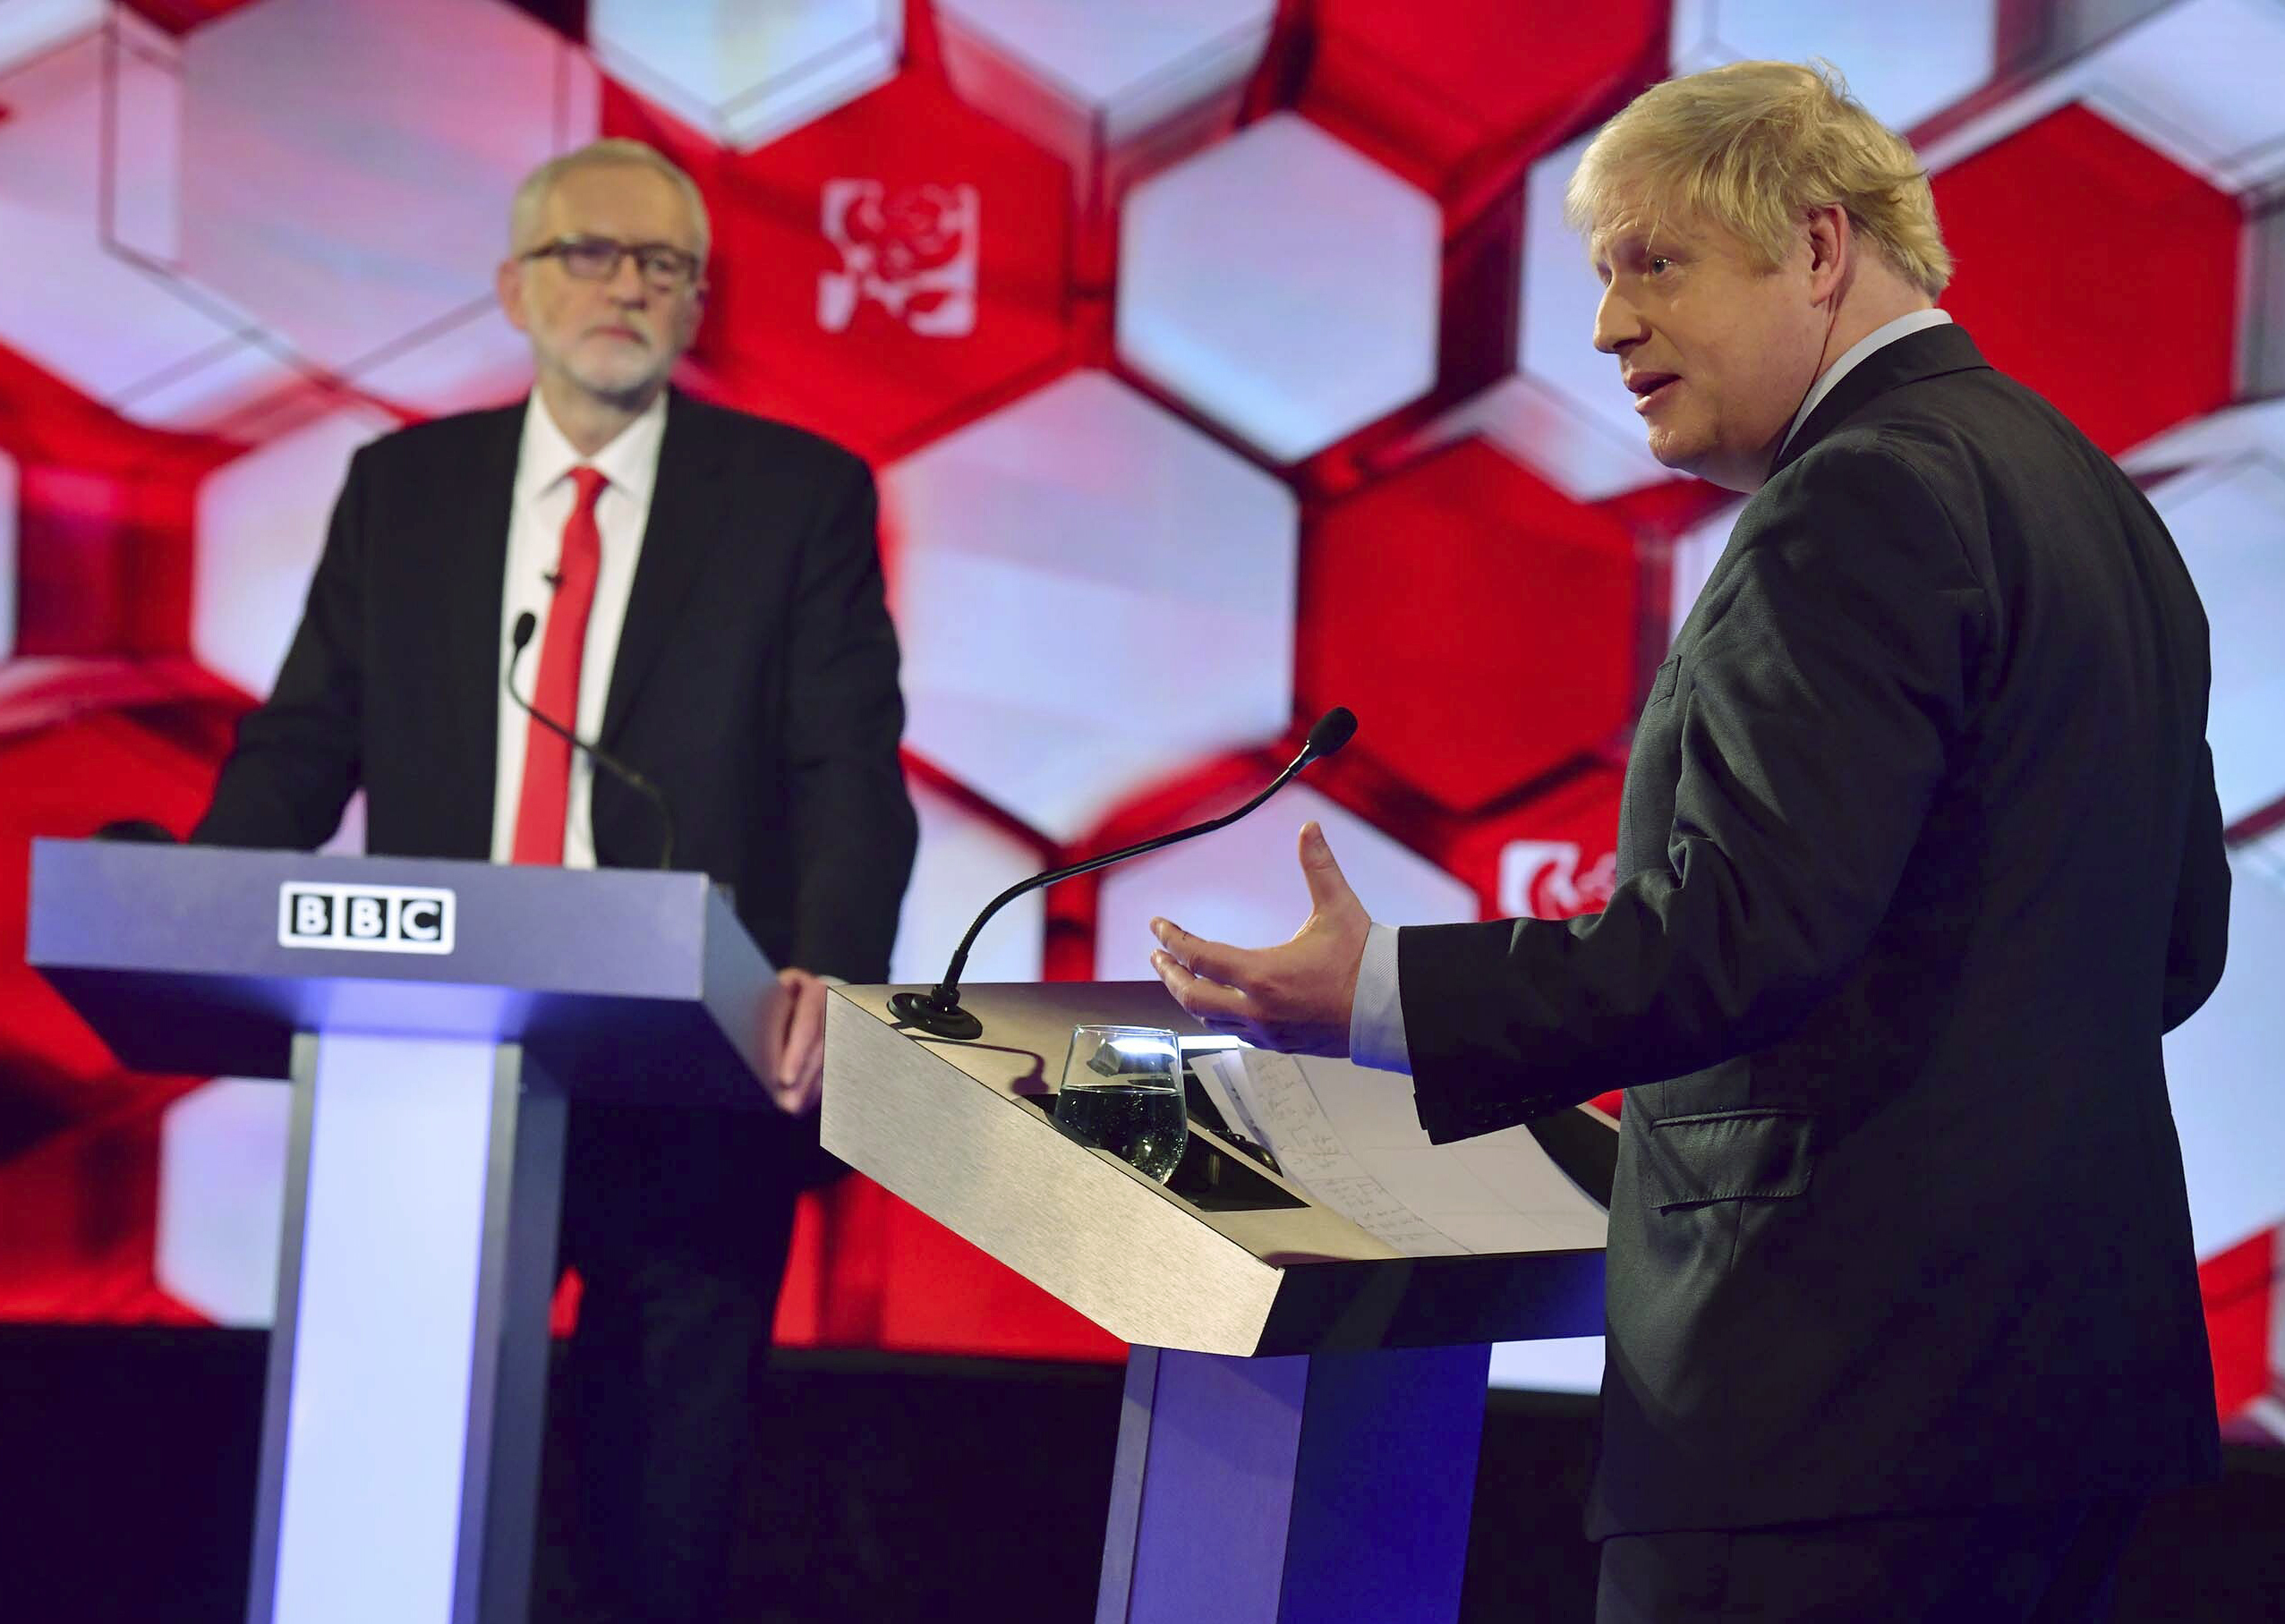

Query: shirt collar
[516,387,669,508]
[1777,307,1954,458]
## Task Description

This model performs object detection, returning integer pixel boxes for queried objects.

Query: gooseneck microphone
[507,611,678,871]
[890,706,1360,1041]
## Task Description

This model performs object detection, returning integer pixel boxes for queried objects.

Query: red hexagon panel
[0,344,239,660]
[1428,761,1624,923]
[2201,1220,2278,1424]
[0,683,243,1322]
[1299,0,1666,211]
[1298,438,1637,814]
[121,2,265,30]
[604,71,1076,463]
[1933,103,2239,456]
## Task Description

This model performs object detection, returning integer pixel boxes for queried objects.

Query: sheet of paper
[1195,1049,1607,1258]
[1186,1043,1261,1147]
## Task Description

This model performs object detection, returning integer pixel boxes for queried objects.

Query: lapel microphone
[890,707,1360,1041]
[507,610,678,870]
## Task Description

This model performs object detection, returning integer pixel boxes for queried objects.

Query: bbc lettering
[277,883,456,955]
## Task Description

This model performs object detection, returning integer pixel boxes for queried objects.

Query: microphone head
[92,818,178,844]
[1303,706,1358,761]
[511,610,538,652]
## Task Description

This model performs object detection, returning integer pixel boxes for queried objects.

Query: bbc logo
[278,882,456,956]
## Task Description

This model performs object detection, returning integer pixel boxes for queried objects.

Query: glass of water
[1053,1025,1188,1185]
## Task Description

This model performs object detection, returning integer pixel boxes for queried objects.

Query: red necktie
[511,465,608,865]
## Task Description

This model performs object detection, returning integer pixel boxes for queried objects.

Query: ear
[495,258,531,335]
[1803,204,1850,303]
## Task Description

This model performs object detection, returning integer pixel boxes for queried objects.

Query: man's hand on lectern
[1148,821,1369,1058]
[769,966,830,1115]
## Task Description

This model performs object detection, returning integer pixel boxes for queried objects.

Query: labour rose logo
[1497,840,1617,920]
[818,180,981,337]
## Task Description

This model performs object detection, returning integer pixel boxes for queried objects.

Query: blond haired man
[196,140,917,1619]
[1148,64,2226,1621]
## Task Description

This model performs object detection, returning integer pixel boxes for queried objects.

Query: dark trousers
[538,1102,804,1624]
[1596,1499,2146,1624]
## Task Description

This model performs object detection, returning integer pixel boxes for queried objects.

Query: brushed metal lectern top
[823,982,1606,1357]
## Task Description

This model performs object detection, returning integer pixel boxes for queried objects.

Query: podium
[25,838,779,1624]
[822,980,1611,1624]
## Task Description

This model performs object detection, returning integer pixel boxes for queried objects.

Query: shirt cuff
[1348,921,1413,1075]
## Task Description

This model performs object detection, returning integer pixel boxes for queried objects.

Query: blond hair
[510,138,712,263]
[1566,61,1950,297]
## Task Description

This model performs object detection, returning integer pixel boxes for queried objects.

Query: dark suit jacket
[1400,326,2228,1535]
[195,388,917,1233]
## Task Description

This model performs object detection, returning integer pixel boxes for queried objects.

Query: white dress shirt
[1777,307,1952,457]
[1349,307,1955,1074]
[490,390,667,868]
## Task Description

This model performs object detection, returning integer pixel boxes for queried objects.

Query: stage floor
[0,1327,2276,1622]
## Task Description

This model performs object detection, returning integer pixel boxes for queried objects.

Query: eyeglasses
[521,235,703,293]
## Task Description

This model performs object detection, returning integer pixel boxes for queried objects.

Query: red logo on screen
[819,181,980,337]
[1497,841,1616,920]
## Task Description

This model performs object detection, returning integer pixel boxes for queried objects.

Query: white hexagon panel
[1511,132,1675,500]
[1925,0,2285,191]
[590,0,900,153]
[1094,784,1475,982]
[0,17,295,429]
[1425,373,1674,505]
[2249,826,2285,889]
[143,0,598,418]
[1118,113,1441,463]
[1670,0,2000,133]
[2123,396,2285,478]
[885,370,1297,844]
[193,404,396,700]
[1668,497,1744,645]
[2166,829,2285,1259]
[0,0,102,72]
[2149,456,2285,827]
[890,779,1046,988]
[1487,1335,1605,1397]
[156,1078,290,1327]
[937,0,1275,201]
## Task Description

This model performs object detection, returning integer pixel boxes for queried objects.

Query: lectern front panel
[823,983,1607,1356]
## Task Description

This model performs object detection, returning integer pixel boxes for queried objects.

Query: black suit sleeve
[1403,444,1988,1142]
[2161,740,2229,1032]
[192,448,370,851]
[780,455,917,982]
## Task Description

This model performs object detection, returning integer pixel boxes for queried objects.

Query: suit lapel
[441,404,524,855]
[602,388,729,748]
[1770,323,1991,479]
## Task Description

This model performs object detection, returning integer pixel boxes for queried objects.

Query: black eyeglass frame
[519,235,705,292]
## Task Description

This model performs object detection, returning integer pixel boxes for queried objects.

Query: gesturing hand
[767,965,830,1116]
[1148,821,1370,1057]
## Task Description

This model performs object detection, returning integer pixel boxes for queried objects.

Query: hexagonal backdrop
[588,0,900,153]
[0,0,2277,1436]
[884,369,1296,843]
[1117,113,1441,464]
[609,66,1076,462]
[936,0,1276,210]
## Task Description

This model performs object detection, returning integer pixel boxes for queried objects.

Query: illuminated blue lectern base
[27,840,778,1624]
[250,1030,565,1624]
[1098,1343,1493,1624]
